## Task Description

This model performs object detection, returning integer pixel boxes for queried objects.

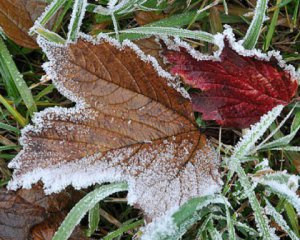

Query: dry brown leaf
[30,212,88,240]
[8,36,221,219]
[134,11,166,26]
[0,186,80,240]
[0,0,52,48]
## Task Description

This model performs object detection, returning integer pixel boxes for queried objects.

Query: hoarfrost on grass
[141,194,228,240]
[265,200,299,240]
[67,0,88,42]
[232,105,284,159]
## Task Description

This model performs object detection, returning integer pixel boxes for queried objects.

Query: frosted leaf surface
[163,27,298,128]
[8,36,221,219]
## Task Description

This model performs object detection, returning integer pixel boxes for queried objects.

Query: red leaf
[164,41,298,128]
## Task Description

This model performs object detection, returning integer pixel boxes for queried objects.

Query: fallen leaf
[134,11,166,26]
[0,186,80,240]
[164,40,298,128]
[0,0,54,48]
[8,36,221,219]
[30,212,88,240]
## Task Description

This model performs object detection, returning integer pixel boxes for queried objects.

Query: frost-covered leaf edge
[162,25,299,83]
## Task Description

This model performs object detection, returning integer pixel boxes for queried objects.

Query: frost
[265,200,299,240]
[9,133,221,218]
[255,158,270,170]
[141,207,178,240]
[67,0,88,42]
[141,194,228,239]
[76,32,190,99]
[163,25,299,82]
[254,174,300,214]
[232,105,283,159]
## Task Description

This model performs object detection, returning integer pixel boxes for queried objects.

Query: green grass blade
[103,219,144,240]
[291,110,300,132]
[232,163,273,239]
[284,202,300,237]
[0,94,27,127]
[67,0,88,42]
[118,11,208,41]
[34,84,55,101]
[264,182,300,214]
[232,105,284,158]
[35,25,66,44]
[243,0,269,49]
[86,202,100,237]
[38,0,68,26]
[207,219,222,240]
[141,195,227,240]
[228,106,285,239]
[265,199,298,240]
[0,52,19,101]
[52,182,128,240]
[292,0,299,27]
[0,145,19,151]
[263,0,281,51]
[52,0,74,32]
[0,37,37,115]
[224,198,236,240]
[0,122,20,134]
[119,27,215,43]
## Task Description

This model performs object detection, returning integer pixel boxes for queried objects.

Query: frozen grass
[0,0,300,239]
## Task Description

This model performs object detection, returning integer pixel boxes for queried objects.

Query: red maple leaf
[164,41,298,128]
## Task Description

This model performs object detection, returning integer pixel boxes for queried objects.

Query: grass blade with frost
[228,106,285,239]
[242,0,269,49]
[53,182,128,240]
[260,181,300,214]
[224,198,236,240]
[103,219,144,240]
[232,105,284,159]
[265,199,299,240]
[0,122,20,134]
[268,146,300,151]
[207,219,222,240]
[67,0,88,42]
[86,202,100,237]
[118,11,208,41]
[119,27,215,43]
[141,194,227,240]
[35,25,66,44]
[36,0,68,27]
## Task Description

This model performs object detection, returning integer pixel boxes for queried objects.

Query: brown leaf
[30,212,88,240]
[0,186,78,240]
[0,0,53,48]
[134,11,166,26]
[8,36,221,219]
